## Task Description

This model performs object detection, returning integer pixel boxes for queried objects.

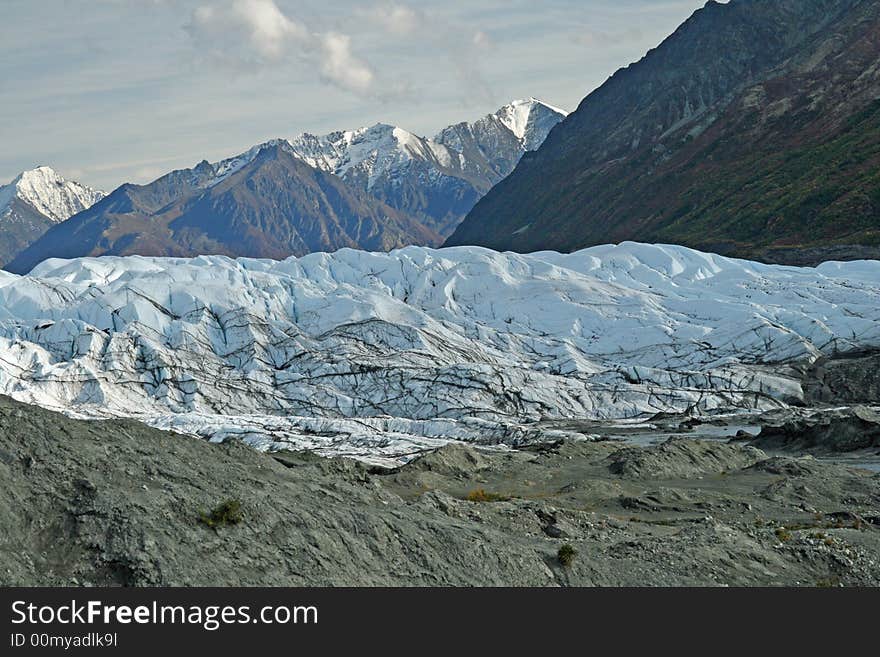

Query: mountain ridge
[0,166,104,267]
[447,0,880,265]
[6,99,564,273]
[283,97,566,236]
[7,145,440,270]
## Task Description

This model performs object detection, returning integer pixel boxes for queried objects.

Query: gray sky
[0,0,709,191]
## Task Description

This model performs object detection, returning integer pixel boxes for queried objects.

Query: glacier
[1,242,879,464]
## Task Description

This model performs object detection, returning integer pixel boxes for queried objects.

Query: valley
[2,0,880,591]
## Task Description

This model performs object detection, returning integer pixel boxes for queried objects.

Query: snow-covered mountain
[0,166,104,223]
[1,242,878,464]
[284,98,567,236]
[287,125,458,186]
[7,145,440,274]
[435,97,569,182]
[6,99,566,272]
[286,98,567,185]
[494,97,571,152]
[0,167,104,266]
[154,97,566,237]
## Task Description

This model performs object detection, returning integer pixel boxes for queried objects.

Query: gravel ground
[1,395,878,587]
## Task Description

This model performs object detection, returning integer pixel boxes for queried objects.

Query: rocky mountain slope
[0,167,103,267]
[1,243,879,464]
[7,146,438,271]
[448,0,880,265]
[2,394,878,587]
[287,99,565,237]
[6,100,564,273]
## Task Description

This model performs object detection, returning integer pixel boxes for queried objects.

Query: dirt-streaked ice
[1,242,878,463]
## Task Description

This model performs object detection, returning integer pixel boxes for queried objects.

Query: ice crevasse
[1,242,878,463]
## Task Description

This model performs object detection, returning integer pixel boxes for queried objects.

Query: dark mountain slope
[447,0,880,264]
[0,198,56,267]
[7,146,440,273]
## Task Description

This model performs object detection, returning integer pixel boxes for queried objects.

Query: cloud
[356,2,495,105]
[364,4,421,35]
[189,0,307,61]
[319,33,375,95]
[186,0,377,96]
[472,30,492,50]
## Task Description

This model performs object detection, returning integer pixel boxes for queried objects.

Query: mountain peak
[8,166,66,193]
[4,95,565,269]
[17,165,60,180]
[283,122,453,191]
[365,122,397,133]
[500,97,568,114]
[1,167,104,224]
[491,98,569,146]
[0,166,106,267]
[431,97,567,163]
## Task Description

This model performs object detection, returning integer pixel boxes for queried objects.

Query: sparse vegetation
[465,488,507,503]
[199,499,244,528]
[775,527,793,543]
[557,544,577,568]
[816,577,842,588]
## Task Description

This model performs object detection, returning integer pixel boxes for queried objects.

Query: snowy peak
[284,123,458,190]
[0,166,105,224]
[493,98,569,149]
[282,98,567,190]
[5,97,566,268]
[0,167,105,267]
[435,98,567,153]
[335,124,459,183]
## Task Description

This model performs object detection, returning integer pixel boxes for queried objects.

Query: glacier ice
[1,242,879,463]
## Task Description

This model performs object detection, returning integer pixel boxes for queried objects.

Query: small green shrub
[200,499,244,528]
[557,544,577,568]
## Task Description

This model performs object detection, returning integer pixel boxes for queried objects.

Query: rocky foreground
[1,395,878,587]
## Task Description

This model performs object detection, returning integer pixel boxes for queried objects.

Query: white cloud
[357,2,495,105]
[363,4,421,35]
[186,0,377,96]
[472,30,491,49]
[319,33,375,95]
